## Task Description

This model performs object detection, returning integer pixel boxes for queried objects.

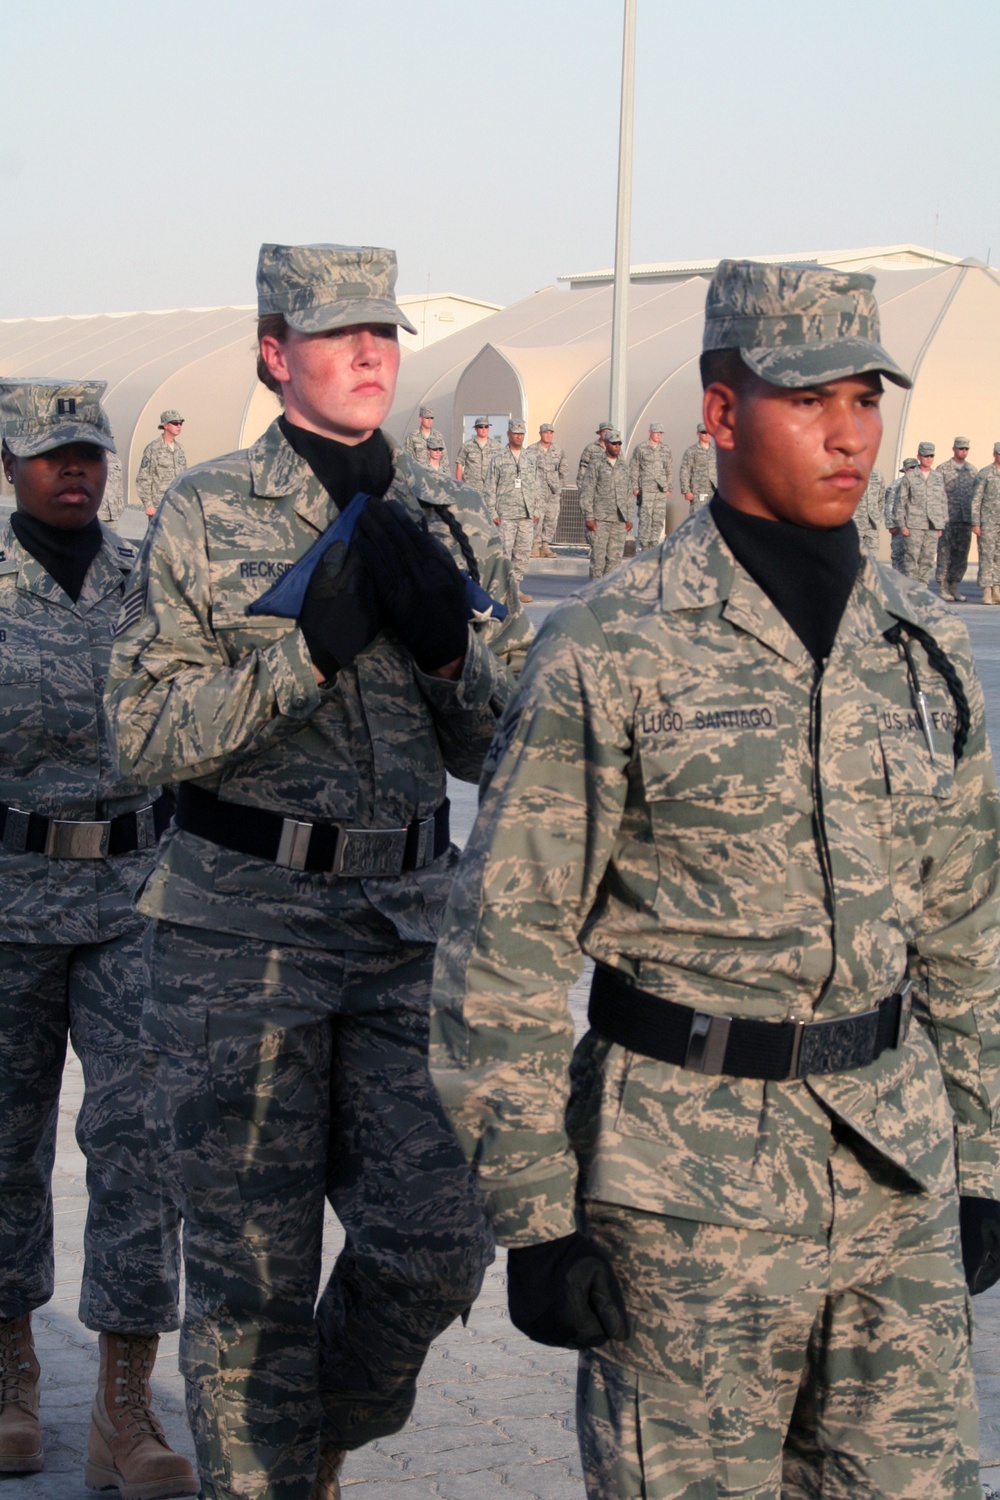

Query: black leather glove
[960,1196,1000,1295]
[298,537,381,680]
[353,500,470,673]
[506,1232,629,1349]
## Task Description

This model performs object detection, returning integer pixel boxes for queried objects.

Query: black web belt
[175,782,450,878]
[0,795,170,860]
[588,965,911,1081]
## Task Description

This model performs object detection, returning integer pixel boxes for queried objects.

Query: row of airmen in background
[868,437,1000,602]
[404,407,717,590]
[406,409,1000,602]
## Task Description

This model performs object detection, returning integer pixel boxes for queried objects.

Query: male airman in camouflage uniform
[455,417,501,496]
[0,381,192,1496]
[936,437,978,600]
[97,450,126,524]
[973,441,1000,604]
[484,419,538,599]
[527,423,566,558]
[885,456,918,571]
[679,421,718,507]
[628,423,673,550]
[577,422,613,486]
[135,408,186,519]
[405,405,449,470]
[579,427,634,578]
[106,243,531,1500]
[856,464,885,555]
[896,440,948,581]
[432,260,1000,1500]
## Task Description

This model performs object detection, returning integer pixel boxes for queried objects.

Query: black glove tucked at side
[506,1231,629,1349]
[298,538,381,680]
[960,1196,1000,1295]
[352,500,470,673]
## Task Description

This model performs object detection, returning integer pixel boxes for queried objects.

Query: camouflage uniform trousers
[637,492,667,551]
[577,1128,977,1500]
[143,920,493,1500]
[589,520,628,579]
[937,522,973,589]
[534,492,562,550]
[500,516,534,583]
[890,532,906,572]
[0,931,180,1332]
[978,514,1000,588]
[901,528,939,583]
[857,523,879,557]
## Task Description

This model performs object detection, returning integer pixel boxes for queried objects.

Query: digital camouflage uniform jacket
[895,468,948,531]
[679,441,718,502]
[972,466,1000,526]
[431,506,1000,1244]
[135,434,187,510]
[0,521,157,944]
[527,441,568,500]
[937,458,979,525]
[628,441,673,497]
[105,422,530,953]
[485,446,539,521]
[405,427,449,470]
[457,437,503,495]
[579,456,634,526]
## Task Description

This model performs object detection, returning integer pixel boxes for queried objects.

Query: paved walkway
[12,570,1000,1498]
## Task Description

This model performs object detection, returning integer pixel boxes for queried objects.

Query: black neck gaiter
[10,512,103,603]
[278,419,393,511]
[710,494,861,665]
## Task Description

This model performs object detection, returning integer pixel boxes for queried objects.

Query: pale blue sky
[2,0,998,317]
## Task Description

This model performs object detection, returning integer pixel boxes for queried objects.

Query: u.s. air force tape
[112,585,146,638]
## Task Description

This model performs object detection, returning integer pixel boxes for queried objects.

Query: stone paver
[11,570,1000,1498]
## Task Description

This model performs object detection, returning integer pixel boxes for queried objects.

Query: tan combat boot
[0,1315,43,1473]
[311,1444,345,1499]
[540,543,558,558]
[85,1332,197,1499]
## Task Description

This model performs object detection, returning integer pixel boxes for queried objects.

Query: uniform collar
[0,517,134,614]
[657,505,921,666]
[247,417,337,533]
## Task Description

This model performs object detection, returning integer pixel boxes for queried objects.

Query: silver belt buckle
[135,804,156,850]
[414,814,435,869]
[335,827,408,878]
[45,819,111,859]
[895,981,913,1045]
[276,818,314,871]
[2,807,30,854]
[685,1012,732,1074]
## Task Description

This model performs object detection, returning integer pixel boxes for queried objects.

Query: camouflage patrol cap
[539,423,554,433]
[419,405,434,418]
[648,423,664,433]
[917,441,935,456]
[508,420,526,434]
[474,417,491,427]
[0,378,116,457]
[703,259,912,390]
[597,421,613,433]
[256,243,419,336]
[604,429,623,444]
[902,457,919,470]
[697,422,708,434]
[159,409,183,425]
[954,436,970,448]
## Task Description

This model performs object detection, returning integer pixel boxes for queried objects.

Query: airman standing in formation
[885,456,918,571]
[425,436,448,474]
[527,423,567,559]
[628,422,672,551]
[579,426,633,578]
[431,257,1000,1500]
[855,464,885,555]
[577,422,613,487]
[106,242,529,1500]
[678,421,718,507]
[404,405,449,470]
[135,409,186,519]
[895,440,947,581]
[485,420,538,601]
[937,437,978,601]
[455,417,501,496]
[973,442,1000,604]
[0,381,193,1498]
